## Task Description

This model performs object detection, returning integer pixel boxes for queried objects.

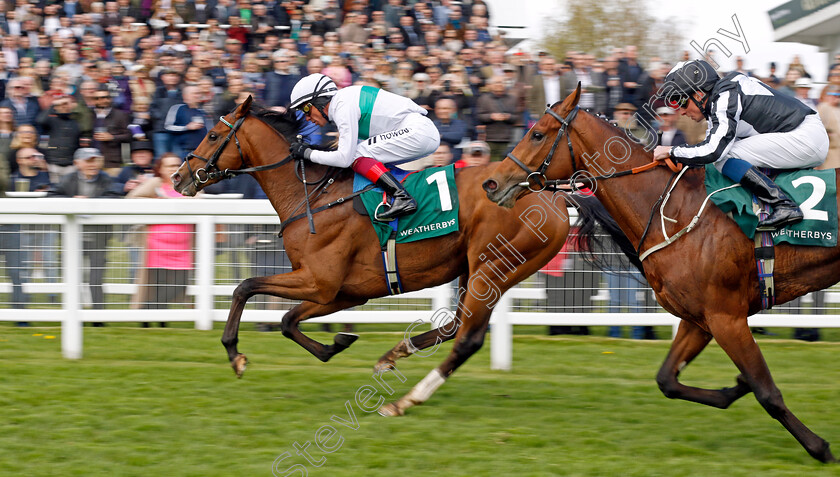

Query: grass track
[1,326,840,476]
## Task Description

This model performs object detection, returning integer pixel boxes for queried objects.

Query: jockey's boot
[739,166,804,231]
[374,171,417,221]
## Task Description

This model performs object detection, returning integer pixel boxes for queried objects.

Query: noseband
[183,114,295,188]
[184,115,246,185]
[506,105,579,192]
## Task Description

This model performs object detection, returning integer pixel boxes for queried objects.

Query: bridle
[183,114,294,188]
[506,105,579,192]
[505,104,682,193]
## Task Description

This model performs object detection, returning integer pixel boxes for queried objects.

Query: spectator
[127,152,195,326]
[164,85,209,159]
[50,148,118,323]
[91,86,132,174]
[475,76,518,160]
[1,76,41,129]
[528,56,562,125]
[112,140,156,196]
[432,98,469,161]
[37,95,85,174]
[0,106,16,174]
[9,124,48,179]
[817,85,840,170]
[794,78,818,110]
[263,52,300,107]
[655,106,687,148]
[149,69,184,158]
[454,140,491,168]
[612,103,647,142]
[617,45,645,107]
[0,151,26,322]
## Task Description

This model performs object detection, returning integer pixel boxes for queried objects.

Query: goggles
[301,102,313,115]
[671,95,690,109]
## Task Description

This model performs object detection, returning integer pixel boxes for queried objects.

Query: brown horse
[483,85,840,462]
[171,96,604,416]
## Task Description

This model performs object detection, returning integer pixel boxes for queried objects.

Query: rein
[506,105,683,193]
[185,112,361,234]
[506,104,687,256]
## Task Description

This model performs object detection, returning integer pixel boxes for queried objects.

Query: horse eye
[208,132,218,141]
[532,131,544,141]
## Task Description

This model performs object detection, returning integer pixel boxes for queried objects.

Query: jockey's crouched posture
[653,59,829,231]
[288,74,441,221]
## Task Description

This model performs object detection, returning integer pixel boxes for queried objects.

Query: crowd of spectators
[0,0,838,335]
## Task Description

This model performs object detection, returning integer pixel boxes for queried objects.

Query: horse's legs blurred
[707,314,835,463]
[221,270,349,376]
[279,298,367,362]
[375,275,467,372]
[656,320,751,408]
[378,291,491,417]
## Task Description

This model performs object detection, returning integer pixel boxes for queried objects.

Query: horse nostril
[171,173,181,185]
[482,179,498,192]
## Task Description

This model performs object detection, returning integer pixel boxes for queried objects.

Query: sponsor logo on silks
[399,218,457,238]
[771,229,833,241]
[368,128,411,145]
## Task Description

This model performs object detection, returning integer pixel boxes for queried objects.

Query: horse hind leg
[707,313,835,463]
[378,293,489,417]
[375,276,468,373]
[656,320,751,408]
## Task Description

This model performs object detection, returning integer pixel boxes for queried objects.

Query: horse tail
[566,193,646,278]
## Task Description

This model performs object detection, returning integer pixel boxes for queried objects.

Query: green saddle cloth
[704,164,837,246]
[359,165,460,248]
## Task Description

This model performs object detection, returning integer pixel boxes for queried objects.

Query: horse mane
[569,186,645,278]
[248,103,302,144]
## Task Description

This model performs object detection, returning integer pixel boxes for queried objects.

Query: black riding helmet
[664,60,720,114]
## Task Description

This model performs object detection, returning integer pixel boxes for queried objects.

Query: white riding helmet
[289,73,339,110]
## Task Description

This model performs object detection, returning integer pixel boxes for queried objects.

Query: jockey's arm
[671,88,740,166]
[308,99,360,168]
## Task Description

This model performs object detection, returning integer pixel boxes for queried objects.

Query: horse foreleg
[378,294,490,417]
[656,320,751,408]
[373,320,458,373]
[279,298,367,362]
[707,314,835,463]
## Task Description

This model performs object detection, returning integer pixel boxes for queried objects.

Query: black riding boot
[739,167,804,231]
[374,172,417,221]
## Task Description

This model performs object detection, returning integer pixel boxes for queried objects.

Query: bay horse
[482,85,840,462]
[170,96,627,417]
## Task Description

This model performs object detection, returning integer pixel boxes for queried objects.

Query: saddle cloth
[704,164,837,247]
[353,164,460,248]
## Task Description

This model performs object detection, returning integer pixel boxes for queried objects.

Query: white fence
[1,198,839,369]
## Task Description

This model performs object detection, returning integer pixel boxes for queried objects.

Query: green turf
[1,328,839,476]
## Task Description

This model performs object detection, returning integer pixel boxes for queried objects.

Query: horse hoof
[334,332,359,349]
[232,354,248,378]
[373,359,395,374]
[377,402,404,417]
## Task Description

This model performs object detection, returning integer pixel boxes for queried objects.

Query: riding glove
[289,141,313,160]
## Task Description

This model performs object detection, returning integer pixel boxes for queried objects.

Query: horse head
[173,95,255,196]
[483,84,582,208]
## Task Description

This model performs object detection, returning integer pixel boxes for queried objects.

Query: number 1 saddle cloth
[353,164,460,248]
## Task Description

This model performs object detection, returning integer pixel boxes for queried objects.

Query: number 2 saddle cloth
[704,164,837,247]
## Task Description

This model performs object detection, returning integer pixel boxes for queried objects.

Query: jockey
[288,73,441,221]
[653,59,829,231]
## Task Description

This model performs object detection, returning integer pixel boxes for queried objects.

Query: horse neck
[240,124,328,221]
[574,117,698,245]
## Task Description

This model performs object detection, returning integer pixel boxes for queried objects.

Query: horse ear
[237,95,254,118]
[568,82,582,109]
